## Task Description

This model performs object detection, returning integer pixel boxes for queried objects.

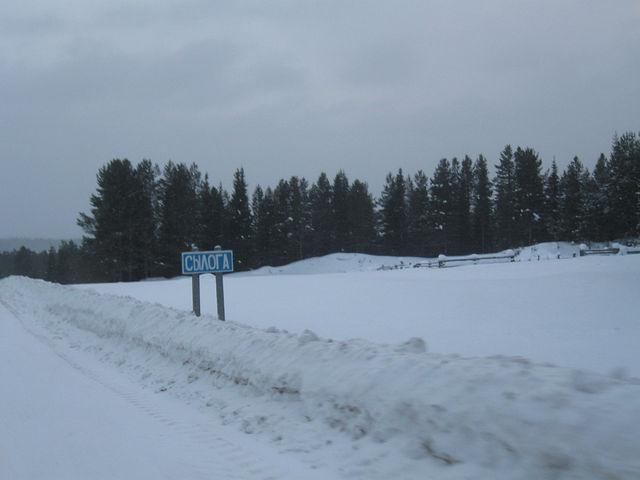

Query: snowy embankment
[243,241,635,275]
[242,242,578,275]
[2,276,639,479]
[244,252,427,275]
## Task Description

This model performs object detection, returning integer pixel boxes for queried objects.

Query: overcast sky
[1,0,638,238]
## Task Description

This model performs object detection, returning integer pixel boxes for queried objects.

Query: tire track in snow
[0,300,321,480]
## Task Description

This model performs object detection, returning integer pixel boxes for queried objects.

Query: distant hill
[0,238,82,253]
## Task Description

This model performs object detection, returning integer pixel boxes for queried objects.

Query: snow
[243,252,426,275]
[1,259,639,478]
[79,248,640,377]
[2,244,639,479]
[516,241,580,260]
[0,298,324,480]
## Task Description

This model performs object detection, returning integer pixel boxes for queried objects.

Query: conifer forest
[3,132,639,283]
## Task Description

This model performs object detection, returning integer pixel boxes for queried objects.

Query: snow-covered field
[81,245,640,377]
[1,245,639,479]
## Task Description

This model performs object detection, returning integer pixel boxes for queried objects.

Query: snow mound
[241,242,586,277]
[242,252,426,275]
[517,242,581,261]
[2,276,639,479]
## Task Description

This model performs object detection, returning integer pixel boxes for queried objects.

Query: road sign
[181,250,234,275]
[182,247,232,320]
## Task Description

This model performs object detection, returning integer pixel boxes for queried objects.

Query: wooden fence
[412,253,517,269]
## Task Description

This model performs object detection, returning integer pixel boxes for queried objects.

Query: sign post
[191,274,201,317]
[181,247,234,320]
[214,246,226,321]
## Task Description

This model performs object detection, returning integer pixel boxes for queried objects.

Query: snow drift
[1,276,639,479]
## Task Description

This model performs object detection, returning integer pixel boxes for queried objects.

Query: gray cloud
[1,0,639,237]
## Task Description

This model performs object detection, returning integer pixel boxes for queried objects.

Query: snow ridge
[2,276,639,479]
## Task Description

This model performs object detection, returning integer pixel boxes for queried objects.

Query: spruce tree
[78,159,146,281]
[608,132,640,238]
[453,156,473,254]
[449,158,462,253]
[544,160,561,241]
[288,176,310,260]
[588,154,612,241]
[580,168,601,241]
[196,175,214,250]
[252,186,277,266]
[309,173,334,256]
[559,156,585,241]
[228,168,253,270]
[196,176,227,251]
[55,240,81,284]
[513,147,545,245]
[157,162,201,277]
[273,179,294,264]
[348,179,376,253]
[332,171,351,252]
[132,159,159,278]
[429,159,452,255]
[472,155,493,253]
[46,247,57,282]
[494,145,517,249]
[379,169,407,255]
[250,185,265,264]
[14,246,34,277]
[406,170,430,256]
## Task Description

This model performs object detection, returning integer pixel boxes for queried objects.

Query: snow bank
[2,276,639,479]
[243,252,426,275]
[243,243,582,276]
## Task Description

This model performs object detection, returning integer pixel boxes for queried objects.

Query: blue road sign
[181,250,234,275]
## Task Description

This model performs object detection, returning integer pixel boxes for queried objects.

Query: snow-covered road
[2,275,639,479]
[0,302,325,480]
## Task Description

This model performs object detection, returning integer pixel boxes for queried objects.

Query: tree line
[0,241,88,283]
[2,132,638,283]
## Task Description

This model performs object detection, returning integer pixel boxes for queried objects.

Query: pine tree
[471,155,493,253]
[250,185,265,263]
[449,158,461,253]
[608,132,640,238]
[273,179,295,264]
[429,159,452,255]
[252,186,277,266]
[132,159,159,278]
[559,156,585,241]
[513,147,545,245]
[55,240,81,284]
[544,160,561,241]
[196,175,213,249]
[157,162,201,277]
[196,176,228,251]
[289,176,311,261]
[588,154,612,241]
[580,168,601,241]
[494,145,517,249]
[46,247,57,282]
[332,171,351,252]
[13,246,34,277]
[379,169,407,255]
[78,159,147,281]
[309,173,333,256]
[406,170,430,256]
[228,168,253,270]
[348,179,376,253]
[451,156,473,254]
